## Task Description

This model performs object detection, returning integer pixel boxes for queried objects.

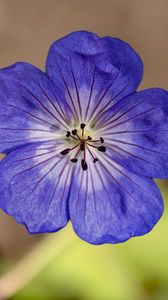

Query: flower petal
[0,143,72,233]
[46,31,143,124]
[69,159,163,244]
[0,62,73,153]
[97,88,168,178]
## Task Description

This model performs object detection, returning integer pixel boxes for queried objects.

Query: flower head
[0,31,167,244]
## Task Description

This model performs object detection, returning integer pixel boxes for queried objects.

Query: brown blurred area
[0,0,167,259]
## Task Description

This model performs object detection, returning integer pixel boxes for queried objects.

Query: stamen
[66,131,78,141]
[80,123,86,137]
[70,146,81,163]
[71,128,81,140]
[62,125,106,170]
[60,144,80,155]
[87,143,106,152]
[89,137,104,143]
[86,145,99,163]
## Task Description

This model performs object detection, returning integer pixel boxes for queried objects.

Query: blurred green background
[0,0,168,299]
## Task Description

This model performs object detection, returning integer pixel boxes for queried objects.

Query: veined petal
[0,143,72,233]
[69,157,163,244]
[0,62,73,153]
[46,31,143,124]
[97,88,168,178]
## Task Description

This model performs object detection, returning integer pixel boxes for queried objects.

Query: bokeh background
[0,0,168,299]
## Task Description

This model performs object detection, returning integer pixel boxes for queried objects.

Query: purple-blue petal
[46,31,143,123]
[0,62,72,153]
[98,88,168,178]
[0,143,72,233]
[69,161,163,244]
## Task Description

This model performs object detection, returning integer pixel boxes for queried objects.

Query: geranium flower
[0,31,167,244]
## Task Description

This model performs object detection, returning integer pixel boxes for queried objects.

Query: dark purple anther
[93,158,99,163]
[71,158,78,163]
[66,131,71,137]
[98,146,106,152]
[72,129,77,135]
[60,148,70,155]
[81,159,88,171]
[80,123,86,129]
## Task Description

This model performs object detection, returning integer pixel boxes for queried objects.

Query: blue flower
[0,31,167,244]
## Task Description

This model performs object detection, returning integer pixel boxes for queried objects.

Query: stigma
[60,123,106,171]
